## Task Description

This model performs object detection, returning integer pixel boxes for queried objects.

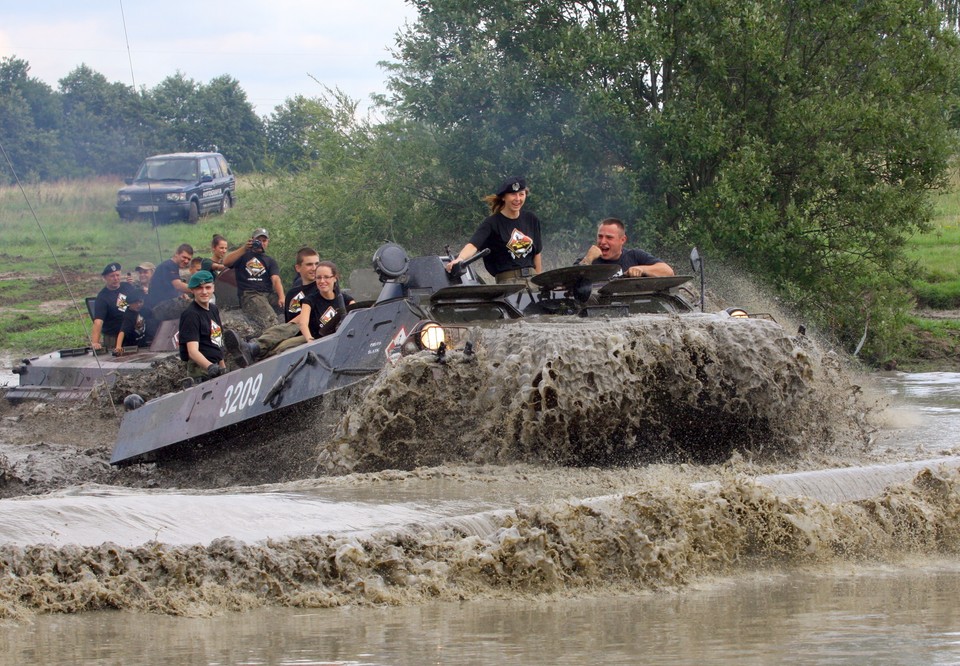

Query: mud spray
[5,311,955,621]
[323,314,870,473]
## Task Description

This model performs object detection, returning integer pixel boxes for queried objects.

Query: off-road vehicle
[116,152,236,223]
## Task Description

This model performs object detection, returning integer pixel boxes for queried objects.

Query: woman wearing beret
[445,176,543,284]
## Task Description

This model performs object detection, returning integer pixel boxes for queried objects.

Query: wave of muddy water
[1,316,959,623]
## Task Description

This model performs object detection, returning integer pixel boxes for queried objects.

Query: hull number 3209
[219,373,263,417]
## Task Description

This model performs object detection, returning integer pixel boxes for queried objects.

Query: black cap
[127,288,145,303]
[496,176,527,196]
[200,258,214,272]
[102,262,121,276]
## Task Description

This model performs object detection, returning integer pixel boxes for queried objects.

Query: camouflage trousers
[256,321,307,359]
[240,291,279,334]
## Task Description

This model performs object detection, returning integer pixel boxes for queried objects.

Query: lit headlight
[725,307,750,319]
[165,192,187,202]
[418,323,446,351]
[401,321,448,355]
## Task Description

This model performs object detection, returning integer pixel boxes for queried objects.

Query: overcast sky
[1,1,419,117]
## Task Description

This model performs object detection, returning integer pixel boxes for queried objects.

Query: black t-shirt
[93,283,140,335]
[145,259,184,308]
[594,248,664,277]
[119,307,149,346]
[304,289,353,338]
[178,301,224,364]
[284,282,317,323]
[233,250,280,296]
[468,209,543,276]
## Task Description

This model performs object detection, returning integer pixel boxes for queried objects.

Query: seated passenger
[114,289,151,353]
[284,247,321,321]
[178,270,225,381]
[224,261,354,367]
[296,261,355,343]
[91,262,141,352]
[579,218,674,278]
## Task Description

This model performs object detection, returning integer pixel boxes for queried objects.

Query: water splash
[323,314,871,473]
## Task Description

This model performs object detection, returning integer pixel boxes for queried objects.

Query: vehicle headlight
[401,321,447,355]
[118,194,132,202]
[165,192,186,202]
[725,307,750,319]
[418,323,446,351]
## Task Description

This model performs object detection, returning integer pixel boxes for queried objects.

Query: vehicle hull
[110,299,424,464]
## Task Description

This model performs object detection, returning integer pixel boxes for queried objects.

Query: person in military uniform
[178,270,225,381]
[222,228,285,333]
[91,262,141,352]
[579,218,674,278]
[445,176,543,284]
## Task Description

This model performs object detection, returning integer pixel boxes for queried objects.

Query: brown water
[4,562,960,664]
[2,320,960,664]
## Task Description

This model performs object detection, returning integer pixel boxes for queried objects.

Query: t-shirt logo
[244,257,267,279]
[211,320,223,348]
[116,293,129,311]
[320,306,338,325]
[507,228,534,259]
[288,290,307,315]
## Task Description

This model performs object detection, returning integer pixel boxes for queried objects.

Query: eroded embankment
[1,464,958,619]
[322,314,871,473]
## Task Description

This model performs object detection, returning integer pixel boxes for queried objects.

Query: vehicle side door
[198,156,222,212]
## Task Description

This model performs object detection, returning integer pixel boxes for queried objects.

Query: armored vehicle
[109,245,745,465]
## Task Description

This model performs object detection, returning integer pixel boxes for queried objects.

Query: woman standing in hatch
[445,176,542,285]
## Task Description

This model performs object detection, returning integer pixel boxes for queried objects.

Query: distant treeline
[0,56,316,181]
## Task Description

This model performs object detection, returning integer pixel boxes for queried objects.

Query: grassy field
[909,188,960,308]
[2,176,959,365]
[1,176,265,352]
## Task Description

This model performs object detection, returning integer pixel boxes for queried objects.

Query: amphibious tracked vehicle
[109,245,729,465]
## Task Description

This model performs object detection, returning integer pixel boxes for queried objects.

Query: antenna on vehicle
[689,247,705,312]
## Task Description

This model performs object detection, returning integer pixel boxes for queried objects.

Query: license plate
[138,205,159,212]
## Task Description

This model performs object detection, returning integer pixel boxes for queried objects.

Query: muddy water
[2,353,960,663]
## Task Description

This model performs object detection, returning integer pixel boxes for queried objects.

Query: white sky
[0,1,419,117]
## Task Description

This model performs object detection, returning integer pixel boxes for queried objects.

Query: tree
[58,64,144,176]
[145,73,265,170]
[384,0,960,359]
[0,56,63,182]
[193,75,265,171]
[267,95,338,171]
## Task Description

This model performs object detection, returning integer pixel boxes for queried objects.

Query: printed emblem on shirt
[288,290,307,315]
[211,320,224,348]
[320,306,338,326]
[506,228,534,259]
[115,293,129,311]
[244,257,267,279]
